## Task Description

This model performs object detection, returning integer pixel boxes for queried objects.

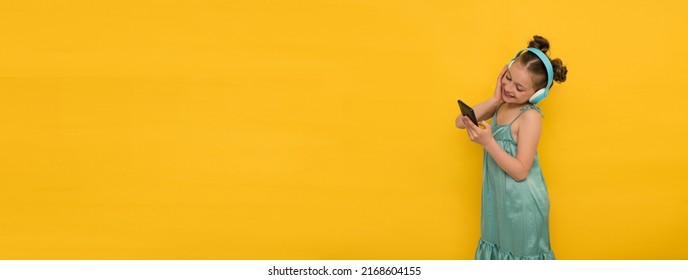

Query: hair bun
[551,58,568,83]
[528,35,550,53]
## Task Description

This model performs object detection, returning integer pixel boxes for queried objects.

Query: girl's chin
[501,97,528,105]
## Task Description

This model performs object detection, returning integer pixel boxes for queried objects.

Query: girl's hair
[517,35,568,89]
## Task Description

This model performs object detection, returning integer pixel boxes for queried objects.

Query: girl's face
[501,61,539,104]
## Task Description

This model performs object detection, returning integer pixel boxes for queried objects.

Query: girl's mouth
[503,89,515,99]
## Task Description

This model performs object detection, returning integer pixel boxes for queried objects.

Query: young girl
[456,35,567,260]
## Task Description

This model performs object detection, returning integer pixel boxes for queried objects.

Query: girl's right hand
[492,64,508,102]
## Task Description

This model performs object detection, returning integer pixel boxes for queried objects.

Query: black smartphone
[457,100,479,126]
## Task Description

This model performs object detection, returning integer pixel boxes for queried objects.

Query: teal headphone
[508,47,553,104]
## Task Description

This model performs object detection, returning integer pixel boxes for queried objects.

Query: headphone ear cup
[529,89,546,104]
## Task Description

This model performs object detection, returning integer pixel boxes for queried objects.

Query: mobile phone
[457,100,479,126]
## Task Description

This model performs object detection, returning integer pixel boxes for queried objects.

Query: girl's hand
[492,65,508,102]
[462,116,494,146]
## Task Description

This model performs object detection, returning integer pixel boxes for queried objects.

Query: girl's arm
[462,110,542,181]
[455,65,508,129]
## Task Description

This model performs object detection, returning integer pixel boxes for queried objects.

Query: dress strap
[494,101,506,115]
[508,104,544,125]
[491,101,506,126]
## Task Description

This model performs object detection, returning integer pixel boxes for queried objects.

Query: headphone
[508,47,553,104]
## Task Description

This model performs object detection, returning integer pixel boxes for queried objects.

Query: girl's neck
[503,101,530,110]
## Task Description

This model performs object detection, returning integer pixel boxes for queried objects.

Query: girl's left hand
[462,116,494,146]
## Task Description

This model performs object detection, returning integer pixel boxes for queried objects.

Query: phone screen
[457,100,479,126]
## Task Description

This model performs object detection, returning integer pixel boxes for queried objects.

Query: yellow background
[1,0,687,259]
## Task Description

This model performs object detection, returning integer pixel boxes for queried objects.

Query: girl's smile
[502,87,516,100]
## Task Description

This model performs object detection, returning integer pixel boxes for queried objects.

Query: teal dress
[474,103,555,260]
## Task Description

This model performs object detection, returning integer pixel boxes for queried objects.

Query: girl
[456,35,568,260]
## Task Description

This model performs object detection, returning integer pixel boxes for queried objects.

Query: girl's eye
[506,75,511,81]
[517,87,525,92]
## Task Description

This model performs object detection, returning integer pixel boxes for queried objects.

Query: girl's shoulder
[519,108,544,124]
[519,104,543,116]
[513,105,543,129]
[512,105,544,143]
[517,104,544,122]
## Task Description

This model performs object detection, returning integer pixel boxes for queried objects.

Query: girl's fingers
[499,65,508,78]
[466,128,475,139]
[462,117,475,135]
[499,65,508,81]
[469,120,481,132]
[480,120,490,129]
[464,116,493,143]
[467,125,480,139]
[464,117,476,131]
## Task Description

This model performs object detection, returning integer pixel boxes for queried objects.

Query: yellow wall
[1,0,687,259]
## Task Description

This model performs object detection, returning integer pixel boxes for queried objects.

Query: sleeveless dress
[474,103,555,260]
